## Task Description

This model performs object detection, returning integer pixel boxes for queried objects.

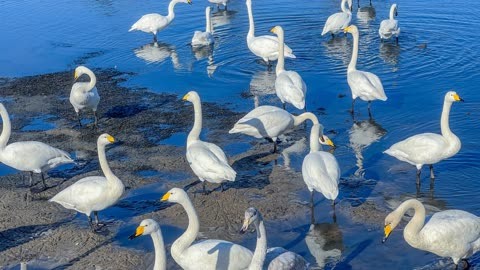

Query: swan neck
[85,69,97,91]
[293,112,319,126]
[0,105,11,149]
[389,5,396,20]
[206,9,213,33]
[173,196,200,254]
[275,29,285,75]
[166,0,178,23]
[309,124,321,153]
[398,200,426,247]
[440,100,453,138]
[187,99,202,144]
[246,1,255,38]
[340,0,348,13]
[348,30,359,71]
[151,229,167,270]
[97,142,115,181]
[249,218,267,270]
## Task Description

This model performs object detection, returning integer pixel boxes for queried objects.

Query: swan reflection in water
[356,0,376,26]
[281,137,307,169]
[134,42,181,69]
[379,42,401,69]
[191,45,217,77]
[323,36,352,66]
[249,70,276,107]
[211,10,237,28]
[305,222,343,268]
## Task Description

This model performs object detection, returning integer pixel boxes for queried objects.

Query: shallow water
[1,0,480,269]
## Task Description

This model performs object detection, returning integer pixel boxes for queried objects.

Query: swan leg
[29,172,34,187]
[332,200,337,223]
[416,169,421,186]
[93,110,98,128]
[41,172,47,189]
[368,101,373,119]
[350,99,356,115]
[76,111,82,127]
[88,215,95,231]
[429,165,435,179]
[153,33,158,43]
[273,141,278,153]
[310,191,315,224]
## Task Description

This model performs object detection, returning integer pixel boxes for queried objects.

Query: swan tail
[285,52,296,59]
[224,166,236,182]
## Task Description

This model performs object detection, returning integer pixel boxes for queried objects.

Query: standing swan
[240,207,309,270]
[161,188,253,270]
[183,91,236,193]
[379,4,400,42]
[191,7,214,47]
[322,0,353,37]
[344,25,387,116]
[245,0,295,64]
[70,66,100,127]
[129,0,192,42]
[384,91,463,184]
[50,134,124,231]
[383,199,480,269]
[129,219,167,270]
[271,26,306,110]
[0,103,74,188]
[229,106,333,153]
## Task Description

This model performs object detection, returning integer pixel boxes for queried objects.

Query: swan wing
[266,247,309,270]
[348,70,387,101]
[379,19,399,38]
[249,35,295,59]
[322,12,351,35]
[302,152,339,200]
[187,141,236,182]
[129,13,168,33]
[275,71,306,110]
[384,133,447,165]
[192,31,214,46]
[70,84,100,110]
[229,106,294,138]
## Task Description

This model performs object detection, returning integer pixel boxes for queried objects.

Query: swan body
[129,219,167,270]
[322,0,353,36]
[50,134,124,229]
[240,207,309,270]
[192,7,214,46]
[271,26,306,110]
[246,0,295,63]
[70,66,100,126]
[183,91,236,187]
[129,0,192,41]
[383,199,480,267]
[161,188,253,270]
[384,91,463,179]
[379,4,400,40]
[0,103,74,187]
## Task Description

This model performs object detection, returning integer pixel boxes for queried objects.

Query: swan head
[392,4,398,16]
[182,90,200,103]
[181,0,192,5]
[445,91,464,103]
[343,25,358,34]
[98,133,115,146]
[240,207,262,234]
[269,25,284,36]
[320,135,335,147]
[348,0,353,11]
[129,219,160,239]
[161,187,187,203]
[74,66,92,81]
[382,211,401,243]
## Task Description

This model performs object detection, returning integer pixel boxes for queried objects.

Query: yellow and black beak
[239,217,250,234]
[107,135,115,143]
[74,71,79,81]
[382,224,392,243]
[187,0,192,5]
[182,93,189,101]
[453,93,464,102]
[128,225,145,240]
[161,192,171,201]
[343,26,351,33]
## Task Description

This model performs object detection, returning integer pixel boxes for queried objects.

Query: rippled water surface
[1,0,480,269]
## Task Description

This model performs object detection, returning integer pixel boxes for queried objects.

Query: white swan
[129,0,192,42]
[321,0,353,37]
[229,106,333,152]
[240,207,309,270]
[344,25,387,115]
[161,188,253,270]
[50,133,124,231]
[245,0,295,64]
[384,91,463,184]
[129,219,166,270]
[379,4,400,42]
[209,0,229,10]
[383,199,480,269]
[183,91,236,193]
[302,123,340,213]
[270,26,306,110]
[70,66,100,127]
[0,103,74,188]
[192,7,214,47]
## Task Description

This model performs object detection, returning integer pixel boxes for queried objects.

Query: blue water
[1,0,480,269]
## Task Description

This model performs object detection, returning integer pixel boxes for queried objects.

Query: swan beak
[453,94,464,102]
[239,218,250,234]
[187,0,192,5]
[182,93,190,101]
[325,137,335,147]
[161,192,171,201]
[382,224,392,243]
[269,26,277,34]
[128,225,145,240]
[343,26,351,33]
[74,71,79,81]
[106,135,115,143]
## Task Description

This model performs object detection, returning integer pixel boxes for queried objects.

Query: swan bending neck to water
[383,199,480,269]
[129,219,167,270]
[70,65,100,127]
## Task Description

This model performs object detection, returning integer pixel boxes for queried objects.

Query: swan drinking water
[70,66,100,127]
[322,0,353,37]
[129,219,167,270]
[383,199,480,269]
[129,0,192,42]
[191,7,214,47]
[0,103,74,188]
[379,4,400,42]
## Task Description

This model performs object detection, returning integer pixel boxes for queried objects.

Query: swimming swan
[192,7,214,47]
[50,133,124,231]
[129,219,167,270]
[240,207,309,270]
[183,91,236,193]
[383,199,480,269]
[379,4,400,42]
[70,66,100,127]
[384,91,463,184]
[270,26,306,110]
[322,0,353,37]
[344,25,387,116]
[129,0,192,42]
[161,188,253,270]
[0,103,74,188]
[245,0,295,64]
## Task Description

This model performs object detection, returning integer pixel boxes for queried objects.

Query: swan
[129,0,192,42]
[209,0,229,10]
[270,26,306,110]
[240,207,309,270]
[161,188,253,270]
[70,66,100,127]
[0,103,74,188]
[321,0,353,37]
[384,91,463,184]
[192,7,214,47]
[344,25,387,116]
[383,199,480,269]
[183,91,236,193]
[129,219,166,270]
[379,4,400,42]
[229,106,333,152]
[50,133,124,231]
[302,122,340,221]
[245,0,295,64]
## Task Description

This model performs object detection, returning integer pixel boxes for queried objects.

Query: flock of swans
[2,0,480,269]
